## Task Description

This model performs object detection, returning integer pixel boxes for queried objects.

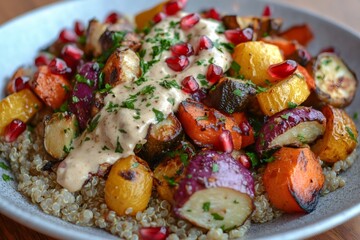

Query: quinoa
[0,128,356,240]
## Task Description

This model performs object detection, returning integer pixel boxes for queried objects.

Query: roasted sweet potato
[256,73,311,116]
[311,105,358,163]
[297,65,315,91]
[105,155,153,216]
[134,1,166,30]
[263,147,324,213]
[177,99,243,150]
[280,24,314,46]
[232,41,283,86]
[256,107,326,156]
[174,150,254,230]
[203,77,256,114]
[261,36,297,57]
[31,66,71,109]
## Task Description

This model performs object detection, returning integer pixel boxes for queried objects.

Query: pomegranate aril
[262,5,272,17]
[165,55,189,72]
[163,0,185,16]
[59,29,78,43]
[206,64,223,84]
[153,12,167,24]
[13,77,30,92]
[224,28,253,45]
[105,12,120,24]
[170,42,194,57]
[139,227,169,240]
[268,60,298,80]
[35,54,51,67]
[4,119,26,143]
[61,45,84,68]
[181,76,199,93]
[197,35,213,52]
[218,130,234,153]
[204,8,221,21]
[74,21,85,36]
[49,58,70,75]
[180,13,200,30]
[238,154,251,169]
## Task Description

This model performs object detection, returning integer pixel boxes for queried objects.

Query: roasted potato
[105,155,153,216]
[85,19,109,57]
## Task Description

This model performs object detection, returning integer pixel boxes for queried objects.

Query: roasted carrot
[261,37,297,57]
[31,66,71,109]
[232,112,255,148]
[263,147,324,213]
[177,99,242,150]
[280,24,314,46]
[297,65,315,91]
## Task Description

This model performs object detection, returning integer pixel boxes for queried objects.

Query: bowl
[0,0,359,239]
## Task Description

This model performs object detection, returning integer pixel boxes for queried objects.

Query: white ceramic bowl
[0,1,359,239]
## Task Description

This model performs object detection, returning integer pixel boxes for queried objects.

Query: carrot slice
[232,112,255,148]
[297,65,315,91]
[263,147,324,213]
[32,66,71,109]
[280,24,314,46]
[177,99,242,150]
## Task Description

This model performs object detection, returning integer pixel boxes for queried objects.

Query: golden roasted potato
[44,112,78,160]
[85,19,109,57]
[232,41,283,86]
[105,155,153,216]
[312,105,358,163]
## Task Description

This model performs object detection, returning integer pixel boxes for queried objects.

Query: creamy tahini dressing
[57,15,233,192]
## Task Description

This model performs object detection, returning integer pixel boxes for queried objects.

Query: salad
[0,0,358,239]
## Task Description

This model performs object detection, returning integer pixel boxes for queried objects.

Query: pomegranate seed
[197,35,213,53]
[181,76,199,93]
[139,227,168,240]
[262,5,272,17]
[74,21,85,36]
[153,12,167,24]
[49,58,70,75]
[13,77,30,92]
[35,54,51,67]
[297,48,312,66]
[268,60,298,80]
[204,8,221,21]
[206,64,223,84]
[218,130,234,153]
[4,119,26,143]
[180,13,200,30]
[105,12,120,24]
[239,154,251,169]
[170,42,194,57]
[320,46,335,54]
[165,55,189,72]
[59,29,78,43]
[163,0,185,16]
[61,45,84,68]
[224,28,253,45]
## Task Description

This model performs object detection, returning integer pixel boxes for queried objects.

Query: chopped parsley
[72,96,80,103]
[115,136,124,153]
[233,89,242,97]
[256,86,268,93]
[230,61,241,75]
[233,200,239,204]
[196,115,209,121]
[215,24,225,34]
[106,101,120,113]
[140,85,156,95]
[196,59,206,66]
[353,112,358,121]
[121,94,138,110]
[102,145,110,151]
[212,163,219,173]
[246,152,259,168]
[288,102,298,109]
[98,83,113,94]
[211,213,224,221]
[75,74,94,87]
[63,145,74,154]
[167,97,175,106]
[87,114,101,132]
[153,108,165,122]
[280,113,291,120]
[0,162,10,171]
[346,126,358,143]
[2,174,13,182]
[119,129,127,134]
[160,79,180,89]
[164,176,177,186]
[297,134,306,144]
[131,162,139,168]
[262,156,275,163]
[202,202,211,212]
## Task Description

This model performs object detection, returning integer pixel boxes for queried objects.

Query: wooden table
[0,1,359,240]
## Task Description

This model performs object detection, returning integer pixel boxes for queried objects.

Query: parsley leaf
[346,126,358,143]
[202,202,211,212]
[211,213,224,221]
[2,174,13,182]
[153,108,165,122]
[87,114,101,132]
[115,136,124,153]
[0,162,10,171]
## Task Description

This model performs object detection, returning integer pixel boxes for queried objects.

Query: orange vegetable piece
[263,147,324,213]
[0,89,43,134]
[32,66,71,109]
[232,112,255,148]
[261,37,297,57]
[177,99,242,150]
[280,24,314,46]
[297,65,315,91]
[134,1,167,30]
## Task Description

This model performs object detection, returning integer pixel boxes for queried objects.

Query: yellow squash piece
[257,73,310,116]
[105,155,153,216]
[311,105,358,163]
[134,1,167,30]
[0,89,43,134]
[232,41,283,86]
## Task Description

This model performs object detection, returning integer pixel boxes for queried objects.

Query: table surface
[0,0,359,240]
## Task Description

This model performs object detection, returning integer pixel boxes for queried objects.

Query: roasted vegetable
[309,52,357,108]
[279,24,314,46]
[102,48,141,87]
[261,36,297,58]
[222,16,282,40]
[203,77,256,114]
[137,113,184,168]
[256,107,326,156]
[105,155,153,216]
[134,0,167,30]
[100,30,142,53]
[0,89,43,135]
[232,112,255,148]
[311,105,358,163]
[31,66,71,109]
[85,19,109,57]
[297,65,315,91]
[44,112,78,160]
[6,66,34,95]
[263,147,324,213]
[174,150,254,230]
[256,72,311,116]
[232,41,283,86]
[177,99,243,150]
